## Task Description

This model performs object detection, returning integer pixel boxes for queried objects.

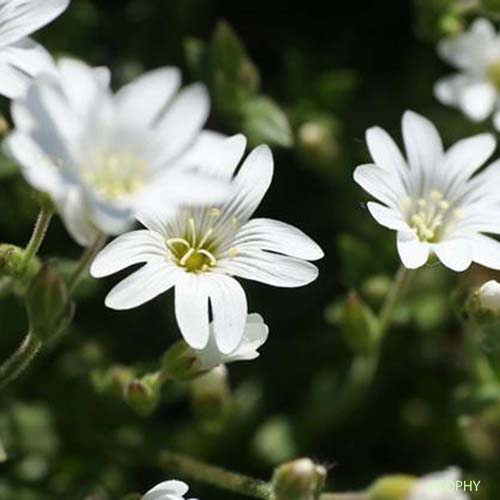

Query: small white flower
[435,18,500,129]
[478,279,500,312]
[91,134,323,353]
[0,0,69,98]
[354,110,500,271]
[407,467,468,500]
[5,57,227,246]
[142,480,199,500]
[195,313,269,371]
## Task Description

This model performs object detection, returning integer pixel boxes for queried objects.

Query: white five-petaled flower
[407,468,468,500]
[142,480,199,500]
[91,134,324,353]
[354,110,500,271]
[194,313,269,371]
[5,57,227,246]
[0,0,69,98]
[435,18,500,130]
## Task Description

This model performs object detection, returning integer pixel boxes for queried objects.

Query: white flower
[195,313,269,371]
[477,279,500,312]
[0,0,69,98]
[91,134,323,353]
[142,480,199,500]
[5,57,228,246]
[407,468,468,500]
[354,110,500,271]
[435,18,500,129]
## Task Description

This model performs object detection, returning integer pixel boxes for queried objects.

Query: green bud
[0,244,41,281]
[272,458,327,500]
[368,475,416,500]
[297,119,340,169]
[190,365,231,422]
[362,275,391,304]
[342,291,379,354]
[91,365,134,398]
[124,374,161,417]
[162,340,206,381]
[438,14,464,37]
[241,95,293,148]
[26,262,74,341]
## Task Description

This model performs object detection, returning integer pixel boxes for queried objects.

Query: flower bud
[124,374,161,416]
[0,244,40,281]
[368,475,416,500]
[162,340,205,382]
[477,280,500,315]
[272,458,327,500]
[342,290,378,354]
[190,365,231,422]
[26,262,74,341]
[297,119,340,169]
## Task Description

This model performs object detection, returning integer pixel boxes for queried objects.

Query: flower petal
[105,261,179,310]
[432,239,471,272]
[366,126,408,181]
[434,73,472,106]
[402,111,444,187]
[367,202,409,231]
[143,480,189,500]
[0,38,54,98]
[469,234,500,270]
[90,230,166,278]
[175,273,210,349]
[232,218,324,261]
[0,0,70,46]
[116,67,181,128]
[353,164,404,209]
[459,81,497,121]
[156,83,210,163]
[396,231,429,269]
[223,250,319,288]
[206,274,248,354]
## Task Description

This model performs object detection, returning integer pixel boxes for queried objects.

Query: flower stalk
[67,232,107,295]
[23,208,53,266]
[0,331,42,390]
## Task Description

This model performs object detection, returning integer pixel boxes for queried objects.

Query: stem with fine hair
[67,232,107,296]
[158,450,368,500]
[159,450,274,499]
[23,208,53,265]
[0,331,42,390]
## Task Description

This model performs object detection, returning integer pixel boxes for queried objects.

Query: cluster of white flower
[0,0,322,360]
[0,2,492,499]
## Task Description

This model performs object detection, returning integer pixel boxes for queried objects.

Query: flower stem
[23,209,53,266]
[0,331,42,390]
[377,265,411,339]
[67,233,107,296]
[158,450,274,499]
[464,318,497,386]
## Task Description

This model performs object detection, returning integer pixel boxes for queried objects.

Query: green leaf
[241,96,293,148]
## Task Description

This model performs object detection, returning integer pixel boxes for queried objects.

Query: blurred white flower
[195,313,269,371]
[477,279,500,312]
[142,480,199,500]
[91,134,323,353]
[435,18,500,130]
[5,57,227,246]
[0,0,69,98]
[407,467,468,500]
[354,110,500,271]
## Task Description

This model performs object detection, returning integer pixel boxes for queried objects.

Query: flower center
[487,60,500,90]
[406,190,463,243]
[81,151,147,201]
[167,217,218,273]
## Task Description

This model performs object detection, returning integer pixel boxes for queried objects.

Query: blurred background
[1,0,500,498]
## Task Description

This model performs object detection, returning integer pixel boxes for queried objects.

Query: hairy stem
[378,265,411,339]
[67,233,107,296]
[159,450,274,499]
[23,209,53,265]
[0,331,42,390]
